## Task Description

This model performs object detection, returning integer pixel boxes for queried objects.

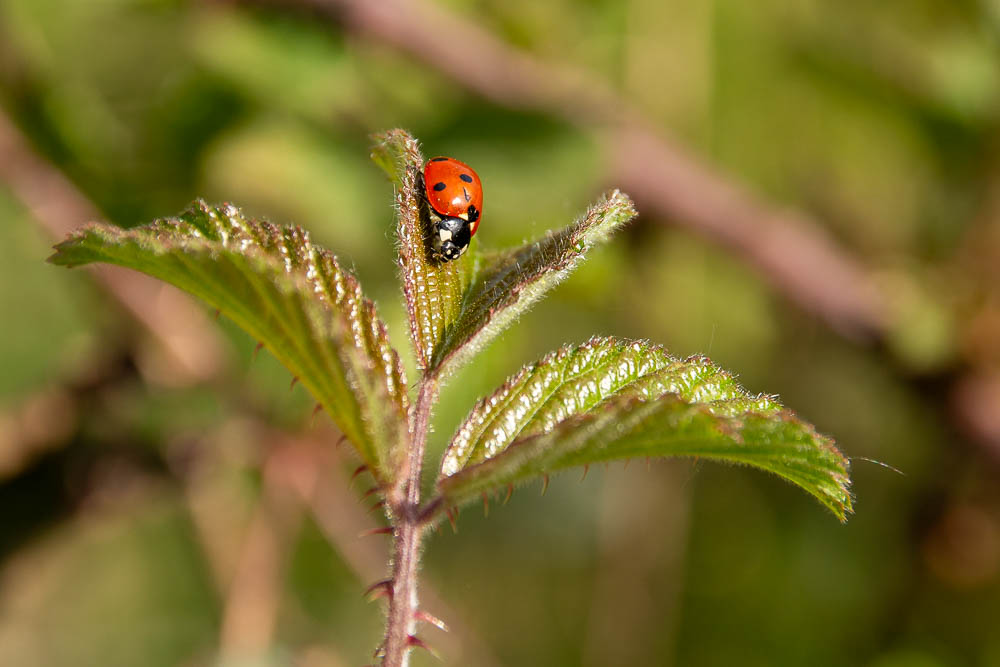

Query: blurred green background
[2,0,1000,665]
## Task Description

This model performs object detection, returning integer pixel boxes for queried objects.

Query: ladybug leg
[432,216,471,262]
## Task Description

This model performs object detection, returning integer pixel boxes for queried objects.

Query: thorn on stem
[541,474,550,495]
[407,635,439,658]
[362,486,381,499]
[415,609,449,632]
[445,507,457,533]
[580,464,589,482]
[310,403,323,426]
[253,341,264,358]
[213,309,221,320]
[351,465,369,484]
[623,459,631,471]
[369,499,386,514]
[481,491,490,517]
[290,376,299,389]
[364,579,393,601]
[503,483,513,505]
[358,526,393,538]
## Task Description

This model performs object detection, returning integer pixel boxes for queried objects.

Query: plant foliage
[434,337,851,520]
[49,200,409,486]
[372,129,637,379]
[50,127,853,666]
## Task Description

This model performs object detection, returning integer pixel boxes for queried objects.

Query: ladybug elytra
[423,156,483,261]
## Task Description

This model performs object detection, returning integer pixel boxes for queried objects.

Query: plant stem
[382,378,437,667]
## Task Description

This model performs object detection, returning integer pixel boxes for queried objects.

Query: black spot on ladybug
[459,173,473,183]
[431,157,449,162]
[467,205,479,222]
[433,182,447,192]
[462,187,471,202]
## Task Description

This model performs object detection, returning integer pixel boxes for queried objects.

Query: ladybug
[423,156,483,261]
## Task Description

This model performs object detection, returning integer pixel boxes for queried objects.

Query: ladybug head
[433,216,472,262]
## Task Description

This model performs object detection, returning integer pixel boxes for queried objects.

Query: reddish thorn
[503,483,513,505]
[213,309,221,320]
[481,491,490,517]
[369,499,386,515]
[351,464,369,482]
[334,433,348,449]
[364,579,392,600]
[367,587,391,601]
[289,376,299,389]
[416,609,449,632]
[445,507,457,533]
[253,341,264,358]
[580,464,589,482]
[362,486,381,499]
[310,403,323,427]
[645,457,651,471]
[623,459,631,471]
[358,526,393,538]
[407,635,438,657]
[541,474,550,495]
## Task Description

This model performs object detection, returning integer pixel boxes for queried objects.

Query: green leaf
[435,337,852,520]
[371,129,474,371]
[430,190,636,376]
[371,129,637,379]
[49,200,409,486]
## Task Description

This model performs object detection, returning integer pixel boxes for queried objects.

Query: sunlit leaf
[49,200,409,485]
[435,337,852,520]
[371,129,636,379]
[430,190,636,376]
[371,129,474,371]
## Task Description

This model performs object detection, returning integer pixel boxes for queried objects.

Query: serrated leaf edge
[429,190,637,377]
[51,201,410,482]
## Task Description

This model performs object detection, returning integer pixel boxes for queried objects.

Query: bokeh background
[2,0,1000,665]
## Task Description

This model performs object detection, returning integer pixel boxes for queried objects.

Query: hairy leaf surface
[430,190,636,376]
[371,129,474,371]
[49,201,409,484]
[371,129,636,379]
[436,337,851,520]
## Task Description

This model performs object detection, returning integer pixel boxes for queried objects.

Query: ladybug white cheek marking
[439,229,452,241]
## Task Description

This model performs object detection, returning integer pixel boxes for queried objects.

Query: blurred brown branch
[217,446,304,659]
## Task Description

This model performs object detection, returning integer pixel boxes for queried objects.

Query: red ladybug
[423,156,483,261]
